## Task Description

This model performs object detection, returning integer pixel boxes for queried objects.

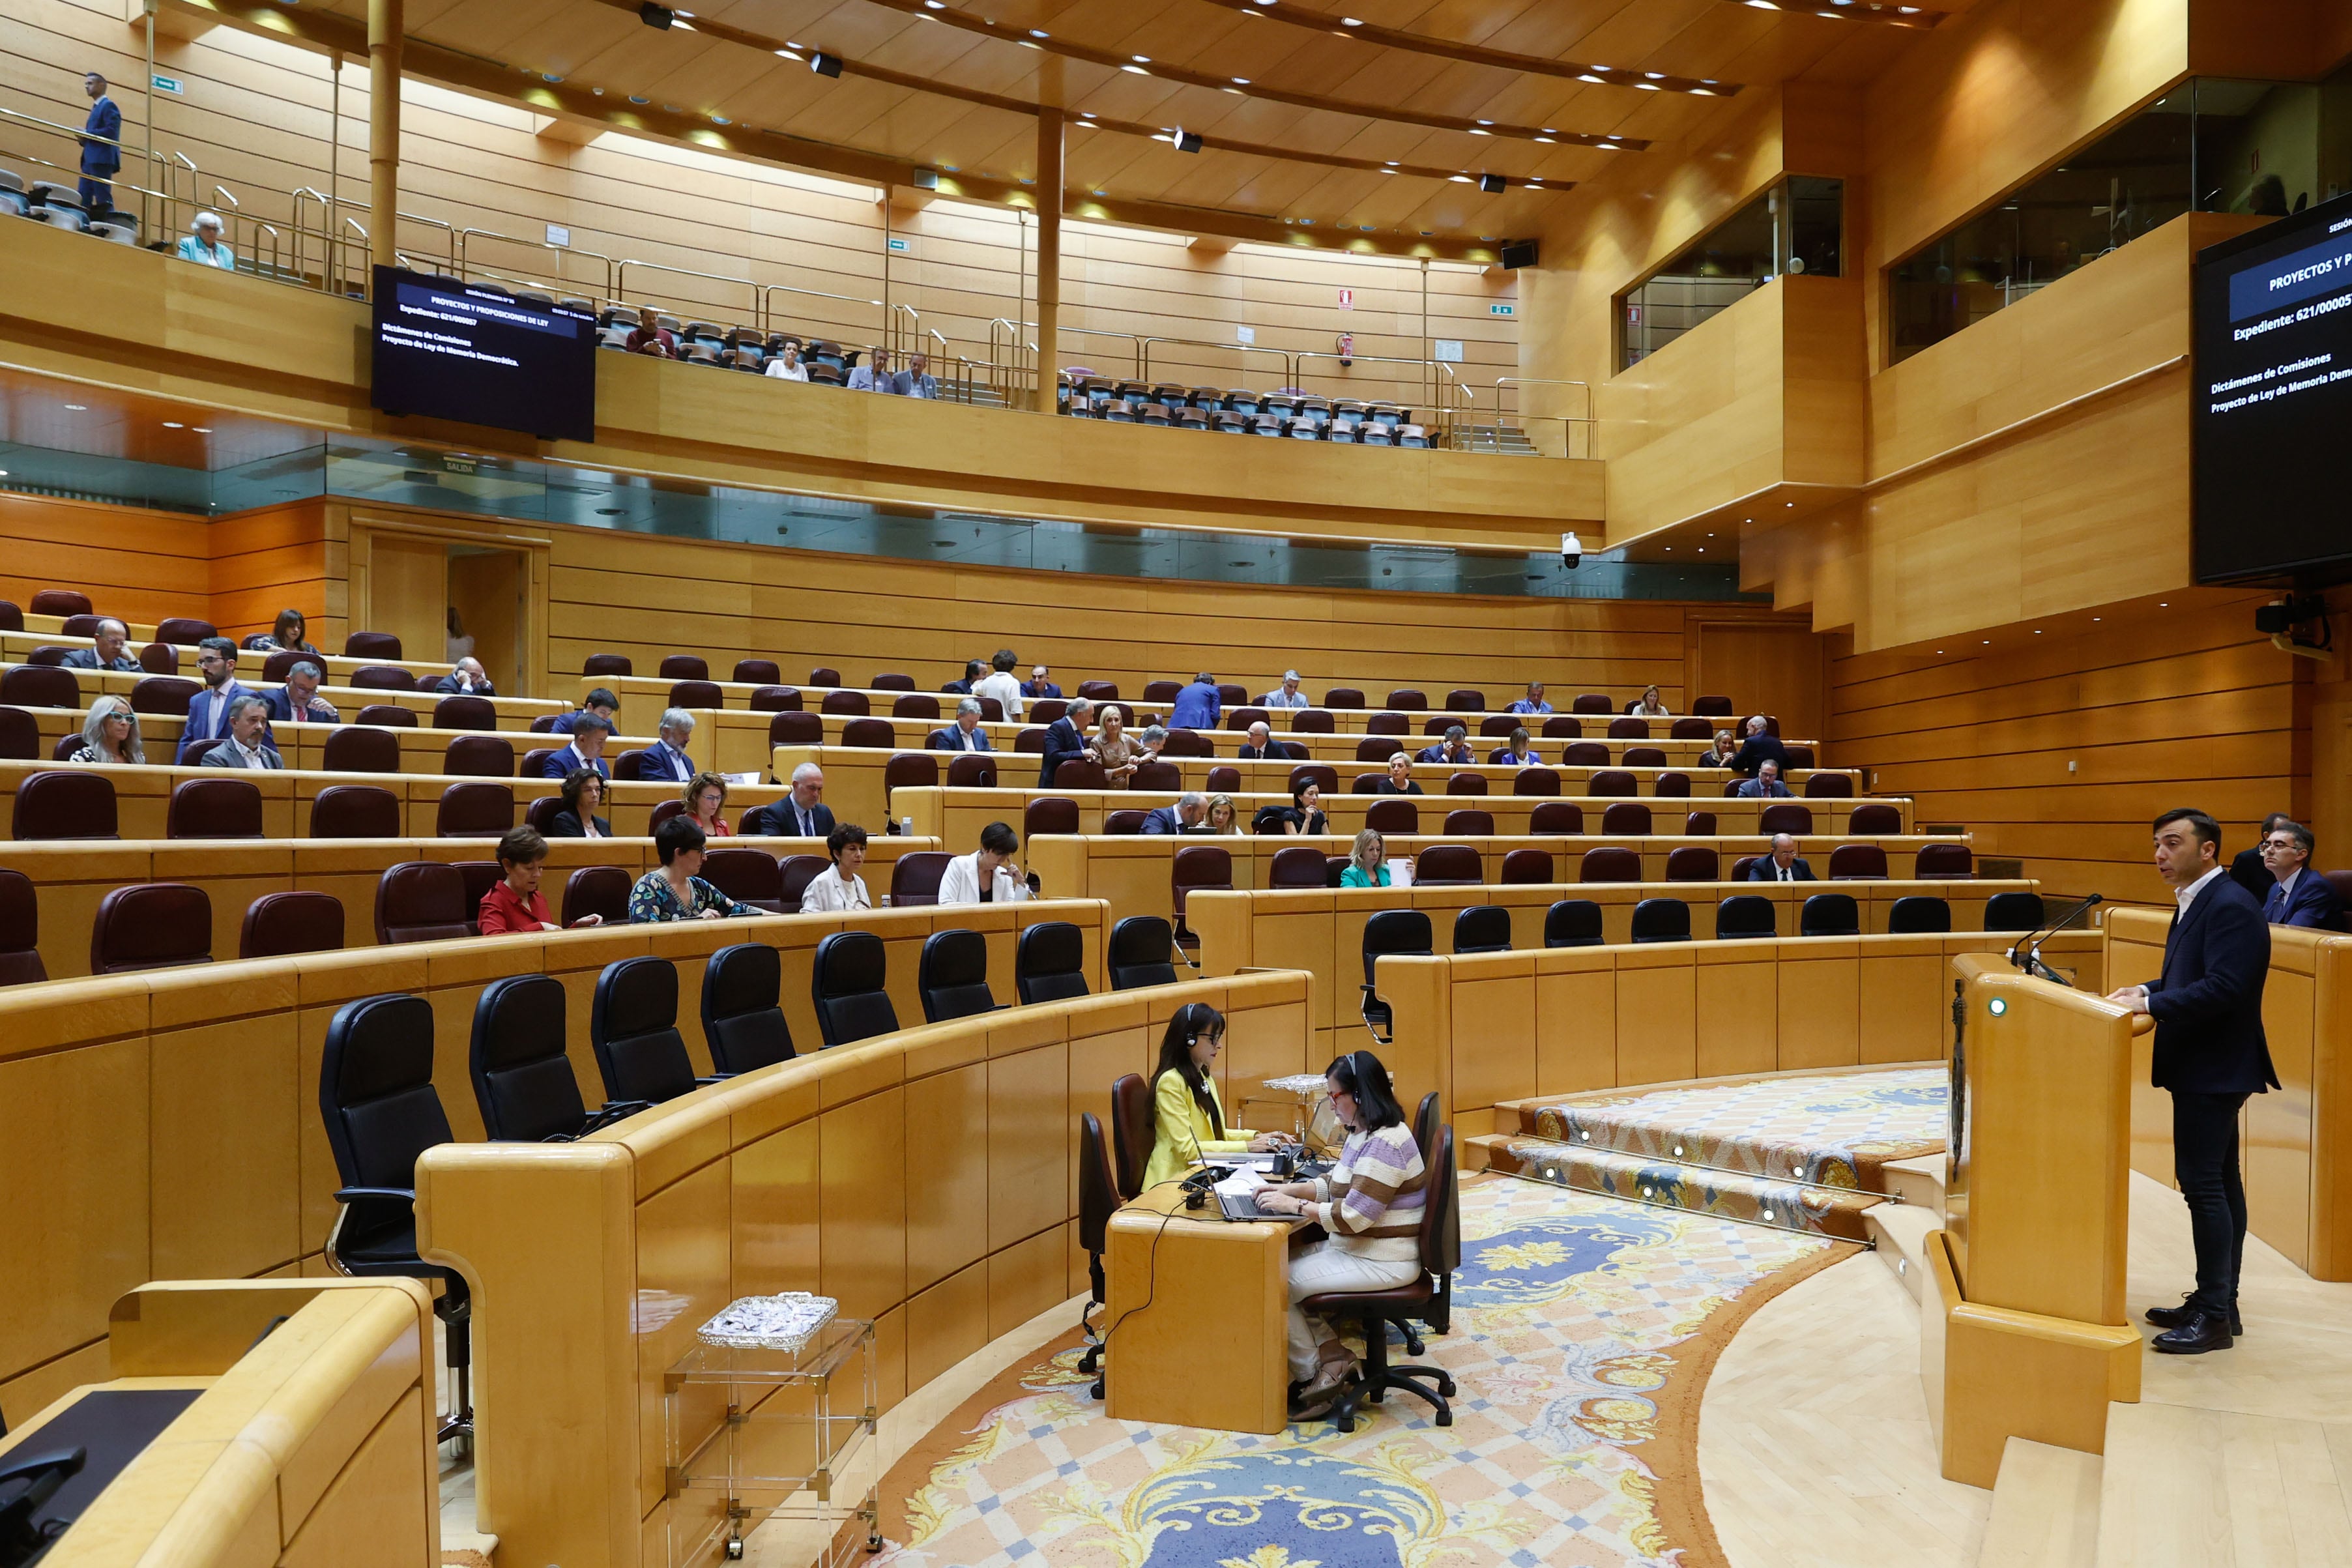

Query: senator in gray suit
[197,693,285,769]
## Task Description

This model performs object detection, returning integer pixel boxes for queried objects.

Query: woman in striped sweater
[1254,1049,1428,1416]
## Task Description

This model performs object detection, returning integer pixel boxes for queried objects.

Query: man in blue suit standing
[2256,820,2344,929]
[1168,672,1221,731]
[2109,807,2276,1355]
[80,72,122,213]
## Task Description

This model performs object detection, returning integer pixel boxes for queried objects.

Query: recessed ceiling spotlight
[1232,76,1249,84]
[923,1,944,8]
[1028,27,1047,36]
[1534,136,1556,144]
[1469,127,1490,135]
[162,421,184,428]
[1636,81,1661,89]
[192,427,211,433]
[1476,118,1494,124]
[1578,74,1604,83]
[64,403,87,411]
[1132,53,1150,61]
[1124,63,1148,73]
[1448,175,1471,182]
[1341,14,1362,23]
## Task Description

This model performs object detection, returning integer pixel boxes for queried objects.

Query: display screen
[2193,191,2352,583]
[369,266,596,443]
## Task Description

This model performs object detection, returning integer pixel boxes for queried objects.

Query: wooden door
[1696,622,1826,740]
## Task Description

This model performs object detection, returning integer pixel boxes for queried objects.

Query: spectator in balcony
[553,688,620,736]
[684,772,733,837]
[69,694,144,764]
[938,821,1036,905]
[637,708,698,783]
[435,657,496,696]
[764,340,810,381]
[1416,725,1475,766]
[1340,830,1392,889]
[629,817,748,922]
[930,697,995,751]
[242,609,319,656]
[800,822,873,912]
[1627,684,1672,717]
[78,72,121,213]
[624,306,677,358]
[847,345,900,393]
[478,827,602,933]
[1039,698,1094,788]
[1728,716,1792,779]
[1373,752,1423,796]
[177,211,235,269]
[903,352,940,399]
[942,658,985,696]
[263,660,340,724]
[199,694,283,769]
[1260,670,1310,709]
[1703,730,1739,770]
[547,767,611,839]
[1092,706,1146,785]
[542,714,613,779]
[1507,681,1552,716]
[1488,727,1542,767]
[1237,721,1279,760]
[973,648,1024,720]
[186,637,261,751]
[1170,672,1222,730]
[61,617,141,672]
[1023,665,1064,700]
[1735,759,1794,798]
[1204,794,1240,834]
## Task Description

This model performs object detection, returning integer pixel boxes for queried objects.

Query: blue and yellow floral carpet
[874,1175,1853,1568]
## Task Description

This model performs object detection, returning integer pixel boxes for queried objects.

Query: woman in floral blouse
[628,817,749,922]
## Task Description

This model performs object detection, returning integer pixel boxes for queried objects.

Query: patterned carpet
[871,1176,1853,1568]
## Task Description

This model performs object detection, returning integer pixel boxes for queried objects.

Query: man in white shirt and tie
[637,708,699,783]
[2258,820,2342,927]
[1745,833,1816,882]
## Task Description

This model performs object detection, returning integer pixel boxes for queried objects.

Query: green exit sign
[1489,302,1515,317]
[152,74,185,96]
[886,237,912,254]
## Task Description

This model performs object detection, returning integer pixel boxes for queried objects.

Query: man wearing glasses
[2256,820,2342,929]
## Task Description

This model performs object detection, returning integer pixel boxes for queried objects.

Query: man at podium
[2106,807,2276,1356]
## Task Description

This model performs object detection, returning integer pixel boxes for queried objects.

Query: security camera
[1561,531,1582,571]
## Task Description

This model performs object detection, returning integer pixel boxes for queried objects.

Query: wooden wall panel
[0,494,214,628]
[1827,595,2301,899]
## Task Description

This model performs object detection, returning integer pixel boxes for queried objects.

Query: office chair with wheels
[1077,1111,1118,1398]
[1015,921,1088,1004]
[812,931,899,1046]
[469,974,646,1141]
[1296,1124,1461,1432]
[1108,917,1179,990]
[701,943,795,1072]
[918,929,999,1023]
[1109,1073,1153,1201]
[592,956,723,1104]
[1359,909,1433,1043]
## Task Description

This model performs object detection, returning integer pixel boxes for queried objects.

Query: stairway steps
[1478,1133,1885,1241]
[2097,1401,2352,1567]
[1863,1200,1936,1307]
[1980,1437,2102,1568]
[1881,1152,1947,1215]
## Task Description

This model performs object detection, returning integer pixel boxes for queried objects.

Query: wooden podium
[1922,953,2144,1487]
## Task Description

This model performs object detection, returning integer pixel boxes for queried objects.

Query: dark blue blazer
[1728,735,1791,778]
[1139,806,1185,835]
[540,743,611,781]
[259,687,333,724]
[1021,680,1063,699]
[929,725,994,752]
[2149,873,2278,1095]
[1168,683,1221,730]
[1039,717,1088,787]
[2263,872,2344,931]
[83,97,121,175]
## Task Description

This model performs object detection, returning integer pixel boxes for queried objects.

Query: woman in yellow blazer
[1141,1002,1294,1188]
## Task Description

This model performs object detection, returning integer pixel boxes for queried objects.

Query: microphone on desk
[2007,893,2102,987]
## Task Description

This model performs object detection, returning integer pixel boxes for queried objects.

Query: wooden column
[1033,105,1063,413]
[367,0,401,276]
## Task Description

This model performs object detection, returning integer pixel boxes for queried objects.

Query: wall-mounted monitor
[2193,190,2352,583]
[369,266,596,443]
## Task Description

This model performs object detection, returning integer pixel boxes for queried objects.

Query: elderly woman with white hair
[176,211,235,269]
[68,694,144,764]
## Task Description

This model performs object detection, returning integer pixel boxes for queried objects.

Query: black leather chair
[701,943,795,1072]
[592,956,719,1104]
[317,992,472,1449]
[812,930,899,1047]
[1629,898,1691,943]
[1015,921,1089,1004]
[1543,899,1604,948]
[1887,895,1952,935]
[1452,905,1511,955]
[468,974,613,1141]
[918,929,998,1023]
[1360,909,1433,1042]
[1984,891,2044,931]
[1108,916,1179,991]
[1077,1111,1118,1398]
[0,867,46,985]
[1801,892,1861,937]
[1296,1124,1460,1432]
[1715,895,1777,940]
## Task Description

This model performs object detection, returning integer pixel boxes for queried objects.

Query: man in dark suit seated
[1735,759,1793,798]
[435,657,496,697]
[930,697,995,751]
[1727,716,1792,779]
[1021,665,1063,700]
[2255,819,2343,929]
[540,715,613,779]
[61,617,142,673]
[261,660,341,724]
[197,695,284,770]
[1236,721,1279,760]
[552,688,619,736]
[1038,697,1095,787]
[1140,792,1207,834]
[2109,807,2277,1354]
[2229,811,2292,899]
[1744,834,1815,882]
[942,659,985,696]
[743,762,837,837]
[1415,725,1474,765]
[1169,672,1221,731]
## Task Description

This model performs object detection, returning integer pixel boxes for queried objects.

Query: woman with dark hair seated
[628,817,748,922]
[1255,780,1328,835]
[800,822,872,912]
[1252,1049,1428,1417]
[241,607,319,655]
[1139,1002,1294,1189]
[547,767,611,838]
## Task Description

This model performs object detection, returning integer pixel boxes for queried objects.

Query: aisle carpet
[869,1176,1854,1568]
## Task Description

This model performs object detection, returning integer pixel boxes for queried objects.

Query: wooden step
[1882,1153,1947,1215]
[1863,1200,1937,1307]
[2097,1401,2352,1566]
[1480,1132,1885,1241]
[1978,1436,2100,1567]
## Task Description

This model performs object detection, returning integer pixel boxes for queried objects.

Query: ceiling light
[639,1,673,26]
[162,421,184,428]
[1637,81,1661,89]
[1028,27,1047,36]
[192,427,211,433]
[774,48,799,58]
[809,50,843,76]
[1124,64,1148,74]
[1232,76,1250,84]
[1378,166,1397,174]
[1469,128,1490,136]
[1578,74,1604,83]
[1477,119,1494,124]
[1595,140,1624,149]
[1448,175,1470,183]
[923,1,944,8]
[1173,128,1204,151]
[1341,14,1362,22]
[1132,53,1150,62]
[64,403,87,411]
[1644,71,1664,77]
[1534,136,1556,144]
[1479,173,1505,192]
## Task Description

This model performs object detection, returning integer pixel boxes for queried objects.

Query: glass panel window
[1619,177,1842,370]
